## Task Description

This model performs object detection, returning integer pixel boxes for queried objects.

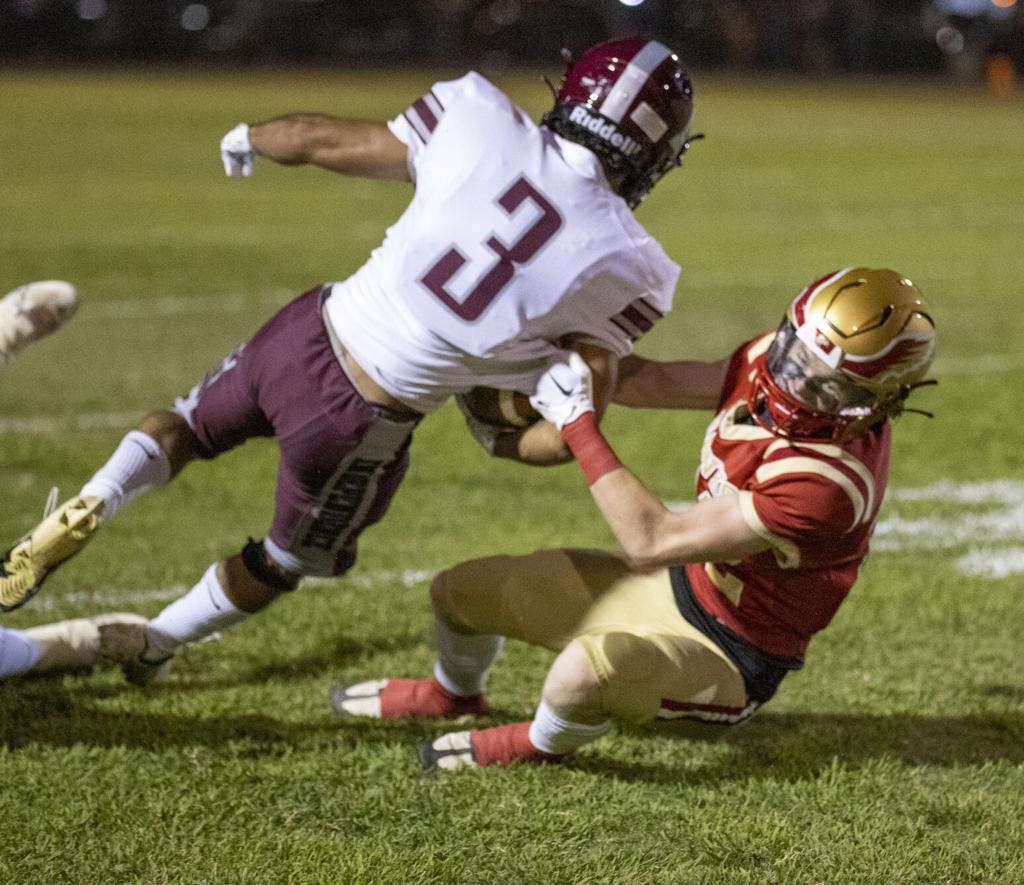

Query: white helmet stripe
[598,40,672,124]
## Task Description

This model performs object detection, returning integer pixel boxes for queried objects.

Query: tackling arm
[613,354,729,411]
[586,467,768,570]
[532,353,769,569]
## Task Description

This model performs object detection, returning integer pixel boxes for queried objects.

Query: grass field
[1,66,1023,884]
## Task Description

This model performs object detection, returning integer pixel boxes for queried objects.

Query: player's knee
[139,408,199,476]
[430,568,466,628]
[429,556,511,632]
[541,639,605,722]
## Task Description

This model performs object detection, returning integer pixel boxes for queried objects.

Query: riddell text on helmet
[568,106,643,157]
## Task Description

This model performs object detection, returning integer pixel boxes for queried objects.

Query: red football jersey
[686,333,891,658]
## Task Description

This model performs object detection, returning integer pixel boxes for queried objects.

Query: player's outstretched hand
[220,123,255,178]
[531,352,595,430]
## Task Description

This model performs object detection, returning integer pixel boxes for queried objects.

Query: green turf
[2,67,1023,884]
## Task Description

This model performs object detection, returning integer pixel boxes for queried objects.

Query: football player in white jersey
[0,280,147,679]
[0,39,696,682]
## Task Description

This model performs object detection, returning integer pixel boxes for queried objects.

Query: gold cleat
[0,494,104,612]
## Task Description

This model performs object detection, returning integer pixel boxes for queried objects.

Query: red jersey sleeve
[754,470,857,535]
[740,452,865,569]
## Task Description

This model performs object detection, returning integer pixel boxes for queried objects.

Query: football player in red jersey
[334,268,937,769]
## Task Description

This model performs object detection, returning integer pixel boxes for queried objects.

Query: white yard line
[956,547,1024,580]
[78,291,292,321]
[673,480,1024,579]
[0,411,143,435]
[25,568,435,614]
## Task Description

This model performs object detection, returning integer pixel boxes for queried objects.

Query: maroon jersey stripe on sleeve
[620,303,655,335]
[412,96,439,133]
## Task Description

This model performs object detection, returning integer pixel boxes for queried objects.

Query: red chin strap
[752,369,853,442]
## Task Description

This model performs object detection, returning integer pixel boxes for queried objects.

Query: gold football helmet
[754,268,936,441]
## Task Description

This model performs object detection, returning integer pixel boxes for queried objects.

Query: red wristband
[561,412,623,485]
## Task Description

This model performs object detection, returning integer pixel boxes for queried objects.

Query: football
[460,386,541,428]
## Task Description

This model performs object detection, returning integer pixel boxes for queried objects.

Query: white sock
[80,430,171,518]
[527,698,611,756]
[432,615,504,697]
[0,626,42,678]
[145,564,248,660]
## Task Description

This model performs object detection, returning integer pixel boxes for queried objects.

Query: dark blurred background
[1,0,1021,87]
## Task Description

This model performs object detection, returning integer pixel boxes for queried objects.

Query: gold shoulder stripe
[754,457,864,530]
[737,490,801,569]
[716,404,774,442]
[746,332,775,363]
[765,440,876,523]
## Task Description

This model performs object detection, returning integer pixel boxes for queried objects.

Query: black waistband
[669,565,802,704]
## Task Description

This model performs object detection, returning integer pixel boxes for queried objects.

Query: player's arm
[532,354,769,568]
[612,353,729,411]
[220,116,410,181]
[586,467,768,570]
[495,343,618,466]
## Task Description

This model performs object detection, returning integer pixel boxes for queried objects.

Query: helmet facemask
[754,318,882,442]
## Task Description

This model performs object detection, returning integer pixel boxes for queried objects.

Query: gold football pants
[434,548,755,726]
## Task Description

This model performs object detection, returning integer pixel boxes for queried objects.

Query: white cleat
[22,613,147,675]
[0,280,78,365]
[98,619,174,686]
[332,678,388,717]
[418,730,478,771]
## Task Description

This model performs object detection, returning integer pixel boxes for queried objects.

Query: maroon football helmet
[541,38,695,207]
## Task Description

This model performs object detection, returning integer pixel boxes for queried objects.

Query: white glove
[530,352,595,430]
[220,123,255,178]
[455,394,513,456]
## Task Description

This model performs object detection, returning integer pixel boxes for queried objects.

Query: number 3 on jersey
[420,176,563,321]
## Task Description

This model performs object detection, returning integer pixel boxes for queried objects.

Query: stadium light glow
[76,0,106,20]
[181,3,210,31]
[618,0,647,6]
[935,25,965,54]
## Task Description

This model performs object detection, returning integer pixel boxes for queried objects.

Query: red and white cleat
[332,676,489,719]
[418,721,560,771]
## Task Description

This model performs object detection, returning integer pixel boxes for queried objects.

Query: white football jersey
[323,72,680,413]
